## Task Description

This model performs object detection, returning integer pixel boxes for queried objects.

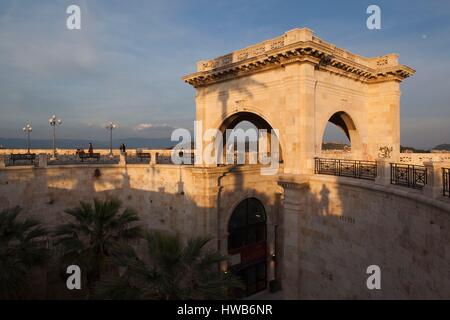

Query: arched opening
[219,111,283,164]
[228,197,267,297]
[321,111,360,156]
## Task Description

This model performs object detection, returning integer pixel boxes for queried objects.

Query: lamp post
[49,115,62,158]
[106,122,117,156]
[22,124,32,154]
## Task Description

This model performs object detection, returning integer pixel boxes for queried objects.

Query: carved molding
[183,29,415,88]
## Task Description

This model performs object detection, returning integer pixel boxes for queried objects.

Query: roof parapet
[184,28,415,87]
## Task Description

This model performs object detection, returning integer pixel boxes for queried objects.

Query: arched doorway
[321,111,362,156]
[228,198,267,297]
[219,111,283,164]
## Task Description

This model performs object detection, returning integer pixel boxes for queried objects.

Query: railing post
[0,156,6,168]
[119,153,126,166]
[423,161,443,199]
[150,151,158,165]
[444,168,450,197]
[37,154,47,168]
[375,158,390,186]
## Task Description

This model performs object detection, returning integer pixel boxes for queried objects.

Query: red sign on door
[239,242,266,265]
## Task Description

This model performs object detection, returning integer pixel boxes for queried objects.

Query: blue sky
[0,0,449,148]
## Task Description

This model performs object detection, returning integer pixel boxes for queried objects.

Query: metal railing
[390,163,427,190]
[444,168,450,197]
[126,154,151,164]
[157,152,195,165]
[314,158,377,180]
[4,154,38,167]
[47,155,119,165]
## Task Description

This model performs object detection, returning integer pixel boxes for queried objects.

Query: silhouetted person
[88,143,93,156]
[119,143,126,154]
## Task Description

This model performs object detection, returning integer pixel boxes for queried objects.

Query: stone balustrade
[316,157,450,201]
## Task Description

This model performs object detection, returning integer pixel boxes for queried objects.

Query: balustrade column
[423,161,444,199]
[150,151,158,165]
[119,153,126,166]
[375,158,390,186]
[38,154,47,168]
[0,156,6,168]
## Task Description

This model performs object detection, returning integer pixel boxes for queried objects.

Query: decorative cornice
[182,28,415,88]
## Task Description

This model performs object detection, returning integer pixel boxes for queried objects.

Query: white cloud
[134,123,153,131]
[134,123,172,131]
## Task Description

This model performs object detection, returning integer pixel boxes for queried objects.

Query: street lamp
[22,123,32,154]
[105,122,117,156]
[49,115,62,158]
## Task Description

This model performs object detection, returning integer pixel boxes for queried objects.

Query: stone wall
[0,164,199,236]
[2,162,450,299]
[399,153,450,165]
[0,164,282,297]
[280,174,450,299]
[0,148,172,156]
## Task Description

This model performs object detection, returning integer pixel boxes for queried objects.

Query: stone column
[367,81,401,161]
[423,161,444,199]
[277,176,309,299]
[150,152,158,165]
[0,156,6,168]
[119,153,126,166]
[375,158,391,186]
[289,62,315,175]
[38,154,48,168]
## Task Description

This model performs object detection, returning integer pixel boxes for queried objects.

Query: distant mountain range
[401,144,450,153]
[322,142,350,150]
[0,137,176,149]
[433,143,450,151]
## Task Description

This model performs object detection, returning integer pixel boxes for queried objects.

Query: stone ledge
[309,174,450,214]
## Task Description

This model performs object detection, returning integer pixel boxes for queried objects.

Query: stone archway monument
[183,28,414,174]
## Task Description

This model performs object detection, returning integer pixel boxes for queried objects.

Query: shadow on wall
[0,164,281,299]
[0,167,203,298]
[2,164,449,299]
[283,177,450,299]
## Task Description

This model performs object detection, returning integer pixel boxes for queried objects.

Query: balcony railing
[126,153,151,164]
[314,158,377,180]
[4,153,38,167]
[47,155,119,165]
[444,168,450,197]
[157,152,195,165]
[390,163,427,190]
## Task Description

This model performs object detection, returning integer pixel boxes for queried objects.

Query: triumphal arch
[183,28,414,174]
[180,28,446,299]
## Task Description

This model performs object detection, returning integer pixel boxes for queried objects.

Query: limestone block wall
[0,165,205,238]
[281,175,450,299]
[0,164,281,297]
[314,68,369,160]
[0,164,279,248]
[195,67,295,172]
[399,153,450,165]
[367,81,401,160]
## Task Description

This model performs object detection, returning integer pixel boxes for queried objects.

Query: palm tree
[95,232,243,300]
[0,206,49,299]
[54,198,142,296]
